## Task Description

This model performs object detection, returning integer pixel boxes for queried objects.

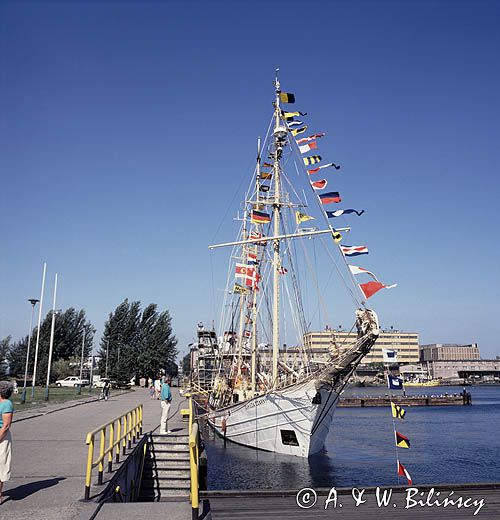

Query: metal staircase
[139,432,191,501]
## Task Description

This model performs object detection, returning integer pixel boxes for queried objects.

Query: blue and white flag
[388,375,404,390]
[340,245,369,257]
[383,349,398,363]
[326,209,365,218]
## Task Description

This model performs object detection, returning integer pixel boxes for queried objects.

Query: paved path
[1,387,185,520]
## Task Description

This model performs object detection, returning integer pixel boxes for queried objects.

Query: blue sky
[1,0,499,359]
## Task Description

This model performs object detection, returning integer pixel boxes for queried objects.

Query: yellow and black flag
[295,211,315,225]
[279,92,295,104]
[259,172,272,180]
[282,110,307,120]
[332,230,342,243]
[233,283,248,295]
[396,431,410,449]
[303,155,322,166]
[291,126,307,136]
[391,402,406,420]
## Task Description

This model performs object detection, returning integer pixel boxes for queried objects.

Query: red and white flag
[397,461,412,485]
[298,142,318,154]
[359,281,397,299]
[310,179,328,190]
[296,133,325,144]
[250,231,267,246]
[348,265,379,281]
[235,263,254,278]
[307,162,340,175]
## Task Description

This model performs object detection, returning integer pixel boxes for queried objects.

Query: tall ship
[197,74,395,457]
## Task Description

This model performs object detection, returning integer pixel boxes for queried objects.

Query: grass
[11,386,128,411]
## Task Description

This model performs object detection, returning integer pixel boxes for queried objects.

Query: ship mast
[250,137,260,394]
[271,73,286,388]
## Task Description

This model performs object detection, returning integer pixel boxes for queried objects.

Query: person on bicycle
[103,379,111,401]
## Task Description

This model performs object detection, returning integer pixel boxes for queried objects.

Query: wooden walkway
[202,483,500,519]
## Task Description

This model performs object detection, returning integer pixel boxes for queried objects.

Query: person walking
[0,381,14,505]
[159,378,172,434]
[154,378,161,400]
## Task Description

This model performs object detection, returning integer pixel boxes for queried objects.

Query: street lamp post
[89,355,94,393]
[32,262,47,398]
[105,339,109,378]
[78,332,85,395]
[45,273,59,401]
[21,298,39,404]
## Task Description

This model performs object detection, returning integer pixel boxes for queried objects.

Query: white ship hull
[208,379,339,457]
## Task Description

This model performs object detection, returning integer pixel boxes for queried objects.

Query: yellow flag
[295,211,315,225]
[391,402,406,420]
[291,126,307,136]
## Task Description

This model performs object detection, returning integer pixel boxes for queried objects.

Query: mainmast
[250,137,260,394]
[271,73,287,388]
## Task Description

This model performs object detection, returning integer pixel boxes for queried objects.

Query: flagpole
[31,262,47,397]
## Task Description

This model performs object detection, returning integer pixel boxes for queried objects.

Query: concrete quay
[2,387,187,520]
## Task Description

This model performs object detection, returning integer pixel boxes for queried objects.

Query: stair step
[144,459,190,471]
[150,454,190,462]
[152,434,189,443]
[141,478,191,490]
[144,460,190,472]
[139,490,189,499]
[150,443,188,451]
[143,469,190,479]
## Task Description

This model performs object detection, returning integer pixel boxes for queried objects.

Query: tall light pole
[32,262,47,398]
[21,298,39,404]
[78,331,85,395]
[105,339,109,378]
[89,354,94,393]
[44,273,58,401]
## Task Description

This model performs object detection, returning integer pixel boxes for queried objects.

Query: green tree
[7,308,94,382]
[51,358,73,381]
[99,300,178,383]
[0,336,11,379]
[98,299,141,383]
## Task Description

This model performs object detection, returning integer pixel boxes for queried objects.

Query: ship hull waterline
[207,379,340,458]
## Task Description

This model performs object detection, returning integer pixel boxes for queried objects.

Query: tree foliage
[0,336,11,379]
[7,308,95,382]
[98,299,178,383]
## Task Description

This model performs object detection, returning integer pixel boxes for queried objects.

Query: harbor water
[203,385,500,490]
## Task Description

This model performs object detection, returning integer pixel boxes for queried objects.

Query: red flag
[398,462,412,485]
[359,281,397,299]
[311,179,327,190]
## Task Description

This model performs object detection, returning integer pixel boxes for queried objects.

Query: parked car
[55,376,89,387]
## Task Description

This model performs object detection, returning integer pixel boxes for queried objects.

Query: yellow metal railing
[84,404,143,500]
[188,397,200,520]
